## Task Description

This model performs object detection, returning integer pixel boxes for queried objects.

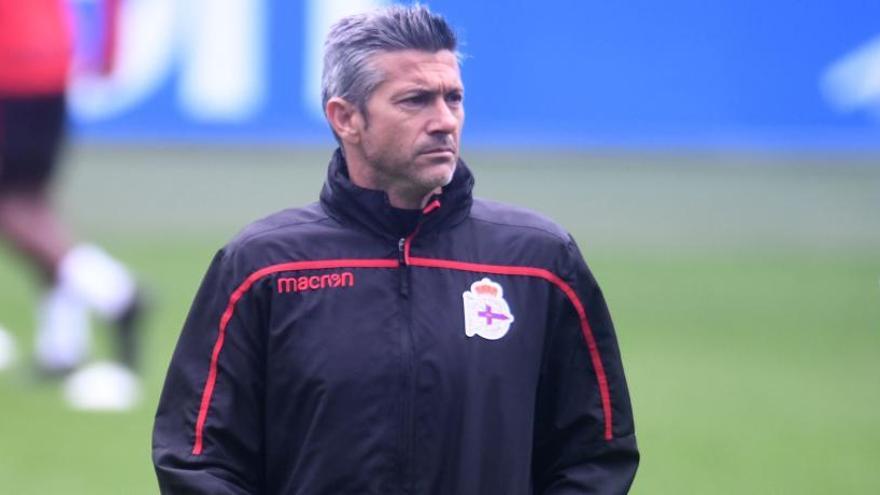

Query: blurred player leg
[0,94,89,373]
[0,94,145,375]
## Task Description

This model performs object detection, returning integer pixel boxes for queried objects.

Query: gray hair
[321,4,459,118]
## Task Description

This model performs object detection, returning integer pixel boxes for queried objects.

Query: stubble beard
[366,148,455,199]
[409,154,457,196]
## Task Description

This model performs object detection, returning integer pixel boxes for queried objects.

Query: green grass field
[1,145,878,493]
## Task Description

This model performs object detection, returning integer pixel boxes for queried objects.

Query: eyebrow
[393,85,464,98]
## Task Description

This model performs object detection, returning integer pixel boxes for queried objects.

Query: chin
[412,155,457,190]
[432,160,457,188]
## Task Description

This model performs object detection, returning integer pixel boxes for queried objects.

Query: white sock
[58,244,137,321]
[35,285,91,371]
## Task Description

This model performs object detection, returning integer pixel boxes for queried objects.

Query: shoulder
[468,198,598,288]
[229,202,330,249]
[465,198,584,272]
[470,198,571,244]
[217,202,334,269]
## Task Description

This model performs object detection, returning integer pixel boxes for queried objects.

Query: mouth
[421,147,456,156]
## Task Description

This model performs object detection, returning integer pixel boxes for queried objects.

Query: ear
[326,97,364,144]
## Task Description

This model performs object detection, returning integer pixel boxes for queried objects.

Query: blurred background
[0,0,878,493]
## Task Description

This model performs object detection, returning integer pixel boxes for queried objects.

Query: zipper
[398,232,417,492]
[397,234,415,493]
[397,199,440,493]
[398,237,409,296]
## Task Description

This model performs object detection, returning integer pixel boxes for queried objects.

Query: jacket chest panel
[261,264,552,394]
[266,268,400,388]
[407,267,550,366]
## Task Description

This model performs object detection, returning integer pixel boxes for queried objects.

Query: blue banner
[68,0,880,148]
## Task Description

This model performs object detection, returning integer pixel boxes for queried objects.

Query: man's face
[356,49,464,203]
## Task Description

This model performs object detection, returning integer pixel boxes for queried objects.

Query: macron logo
[277,272,355,294]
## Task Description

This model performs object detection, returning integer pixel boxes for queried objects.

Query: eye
[401,93,431,106]
[446,91,464,105]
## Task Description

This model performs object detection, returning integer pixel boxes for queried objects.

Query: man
[0,0,144,378]
[153,5,638,494]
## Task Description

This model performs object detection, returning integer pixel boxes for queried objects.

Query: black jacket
[152,150,639,494]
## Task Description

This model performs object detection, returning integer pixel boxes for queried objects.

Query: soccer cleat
[63,361,142,411]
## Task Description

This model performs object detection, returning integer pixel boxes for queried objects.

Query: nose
[427,98,460,135]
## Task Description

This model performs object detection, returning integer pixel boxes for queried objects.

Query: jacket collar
[320,148,474,240]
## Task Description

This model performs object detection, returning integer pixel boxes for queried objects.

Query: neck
[387,188,440,210]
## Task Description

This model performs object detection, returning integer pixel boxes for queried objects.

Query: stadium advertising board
[69,0,880,148]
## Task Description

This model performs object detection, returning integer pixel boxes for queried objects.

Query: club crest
[462,277,515,340]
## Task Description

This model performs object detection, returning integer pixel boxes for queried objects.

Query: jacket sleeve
[152,247,268,494]
[532,237,639,494]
